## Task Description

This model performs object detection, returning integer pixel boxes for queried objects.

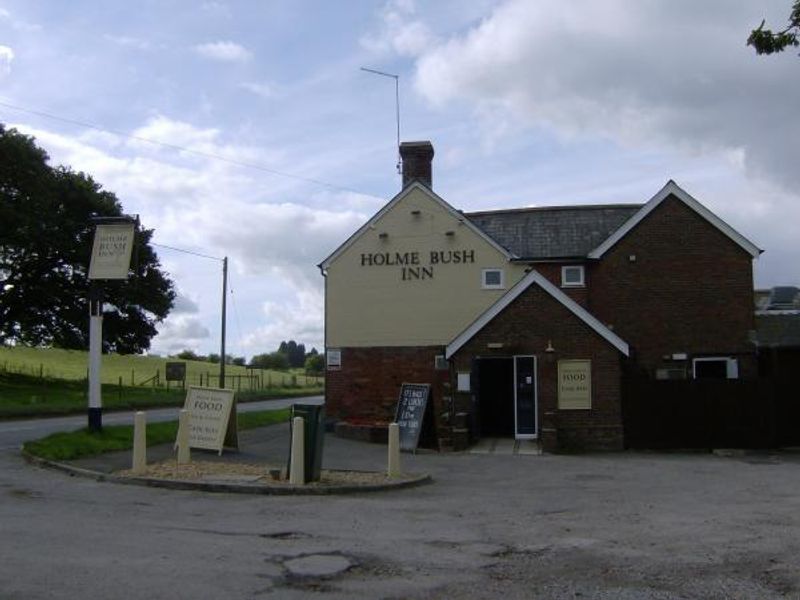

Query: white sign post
[180,386,238,455]
[86,218,136,432]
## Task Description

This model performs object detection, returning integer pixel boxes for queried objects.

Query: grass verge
[0,371,321,418]
[22,408,291,461]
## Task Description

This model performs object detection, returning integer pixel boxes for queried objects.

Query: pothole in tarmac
[283,553,354,578]
[274,552,403,592]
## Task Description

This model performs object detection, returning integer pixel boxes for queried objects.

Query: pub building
[319,141,761,452]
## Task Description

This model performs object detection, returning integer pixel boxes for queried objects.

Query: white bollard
[388,422,401,477]
[177,409,191,464]
[132,411,147,474]
[289,416,305,485]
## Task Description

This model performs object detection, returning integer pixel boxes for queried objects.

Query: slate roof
[756,313,800,348]
[465,204,643,259]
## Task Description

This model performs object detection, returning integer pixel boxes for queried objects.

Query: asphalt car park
[2,415,800,599]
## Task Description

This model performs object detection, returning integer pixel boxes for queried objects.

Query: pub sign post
[86,216,137,432]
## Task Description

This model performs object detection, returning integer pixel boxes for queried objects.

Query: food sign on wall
[557,360,592,410]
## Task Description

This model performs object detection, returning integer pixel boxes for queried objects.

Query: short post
[177,409,191,464]
[132,411,147,474]
[388,422,401,477]
[289,416,305,485]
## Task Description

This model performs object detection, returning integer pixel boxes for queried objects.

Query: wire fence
[0,361,323,391]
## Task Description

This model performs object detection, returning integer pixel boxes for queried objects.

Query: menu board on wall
[558,360,592,410]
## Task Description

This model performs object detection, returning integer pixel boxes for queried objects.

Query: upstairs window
[482,268,505,289]
[561,265,585,288]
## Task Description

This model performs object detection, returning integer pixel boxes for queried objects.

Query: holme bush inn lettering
[360,249,476,281]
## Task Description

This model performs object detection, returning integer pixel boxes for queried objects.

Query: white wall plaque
[88,223,135,280]
[457,372,470,392]
[326,349,341,371]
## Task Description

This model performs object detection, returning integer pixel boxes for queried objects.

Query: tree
[304,353,324,374]
[251,351,289,370]
[748,1,800,55]
[0,125,175,353]
[231,356,246,367]
[278,340,306,368]
[176,349,202,361]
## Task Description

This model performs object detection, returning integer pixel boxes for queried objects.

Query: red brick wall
[450,284,624,451]
[589,196,756,376]
[325,346,449,436]
[526,263,589,307]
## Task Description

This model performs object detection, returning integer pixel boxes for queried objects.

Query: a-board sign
[179,386,238,454]
[165,362,186,382]
[394,383,430,452]
[88,222,135,280]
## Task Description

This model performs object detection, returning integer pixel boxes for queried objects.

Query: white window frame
[561,265,585,288]
[481,268,505,290]
[692,357,738,380]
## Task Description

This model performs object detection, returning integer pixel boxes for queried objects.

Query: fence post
[118,376,123,404]
[131,369,135,386]
[132,411,147,474]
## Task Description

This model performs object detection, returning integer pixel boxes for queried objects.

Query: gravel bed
[117,459,412,487]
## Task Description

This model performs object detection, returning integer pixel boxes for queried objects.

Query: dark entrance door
[514,355,537,438]
[476,357,515,437]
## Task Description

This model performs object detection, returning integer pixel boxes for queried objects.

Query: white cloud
[103,34,151,51]
[242,288,325,353]
[0,45,14,76]
[240,81,274,99]
[413,0,800,191]
[201,2,232,19]
[361,0,435,57]
[10,117,371,357]
[172,291,200,315]
[193,41,252,62]
[153,316,211,355]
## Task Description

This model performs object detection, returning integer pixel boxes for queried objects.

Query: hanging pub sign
[88,222,136,280]
[394,383,431,452]
[180,386,238,454]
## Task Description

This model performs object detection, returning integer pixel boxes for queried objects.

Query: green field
[0,345,322,388]
[0,346,324,418]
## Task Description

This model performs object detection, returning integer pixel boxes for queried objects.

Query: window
[561,265,585,288]
[482,268,505,289]
[692,357,738,379]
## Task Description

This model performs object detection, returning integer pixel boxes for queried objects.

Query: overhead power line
[0,99,373,197]
[151,242,223,262]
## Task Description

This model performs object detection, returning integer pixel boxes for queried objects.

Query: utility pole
[220,256,228,389]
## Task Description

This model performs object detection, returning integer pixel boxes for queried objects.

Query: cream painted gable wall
[325,185,527,347]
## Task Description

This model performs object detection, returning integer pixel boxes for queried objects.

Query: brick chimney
[400,141,434,189]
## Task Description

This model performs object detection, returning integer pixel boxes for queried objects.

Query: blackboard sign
[395,383,431,452]
[165,362,186,382]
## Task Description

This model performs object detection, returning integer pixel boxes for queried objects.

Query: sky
[1,1,798,360]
